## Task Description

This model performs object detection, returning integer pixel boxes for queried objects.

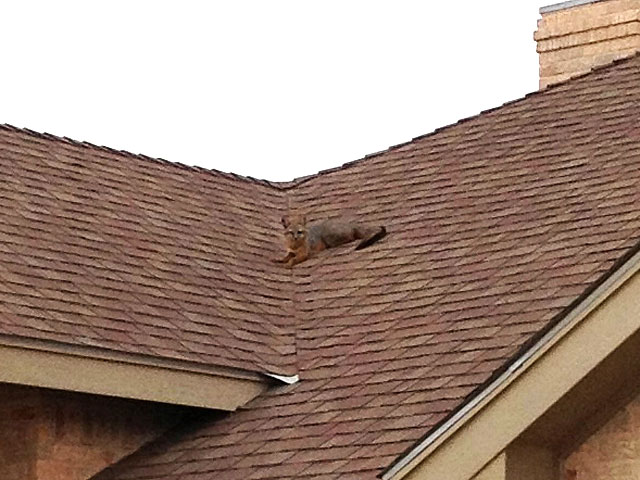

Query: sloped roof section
[94,54,640,479]
[0,126,295,376]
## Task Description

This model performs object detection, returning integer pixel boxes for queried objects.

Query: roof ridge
[283,50,640,190]
[0,123,285,191]
[5,51,639,195]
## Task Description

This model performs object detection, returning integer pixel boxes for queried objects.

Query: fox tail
[355,226,387,250]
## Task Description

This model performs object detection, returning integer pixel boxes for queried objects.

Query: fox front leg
[287,251,308,267]
[276,251,296,263]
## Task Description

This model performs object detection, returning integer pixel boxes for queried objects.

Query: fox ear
[281,215,290,228]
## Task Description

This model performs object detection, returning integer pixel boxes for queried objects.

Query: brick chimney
[535,0,640,88]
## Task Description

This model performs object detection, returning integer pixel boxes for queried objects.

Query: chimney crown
[535,0,640,88]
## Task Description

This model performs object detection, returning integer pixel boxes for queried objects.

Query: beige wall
[563,388,640,479]
[470,446,556,480]
[0,383,186,480]
[472,454,506,480]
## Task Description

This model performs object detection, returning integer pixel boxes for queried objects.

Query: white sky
[1,1,545,181]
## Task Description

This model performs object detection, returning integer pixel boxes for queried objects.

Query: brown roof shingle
[16,55,640,478]
[0,126,295,375]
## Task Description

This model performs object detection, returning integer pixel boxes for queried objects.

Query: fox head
[281,214,307,249]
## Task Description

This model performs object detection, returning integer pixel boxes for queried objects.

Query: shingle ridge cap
[281,101,535,190]
[6,51,639,195]
[0,123,284,191]
[283,51,640,191]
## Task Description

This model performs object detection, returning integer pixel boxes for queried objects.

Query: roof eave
[0,335,271,411]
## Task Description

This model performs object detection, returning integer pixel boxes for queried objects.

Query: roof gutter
[382,240,640,480]
[0,334,270,411]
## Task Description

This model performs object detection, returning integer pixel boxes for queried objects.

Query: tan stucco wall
[472,454,506,480]
[563,388,640,479]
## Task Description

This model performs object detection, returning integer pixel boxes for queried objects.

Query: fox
[277,214,387,267]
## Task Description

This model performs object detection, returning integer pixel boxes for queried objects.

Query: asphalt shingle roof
[8,54,640,479]
[0,126,295,375]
